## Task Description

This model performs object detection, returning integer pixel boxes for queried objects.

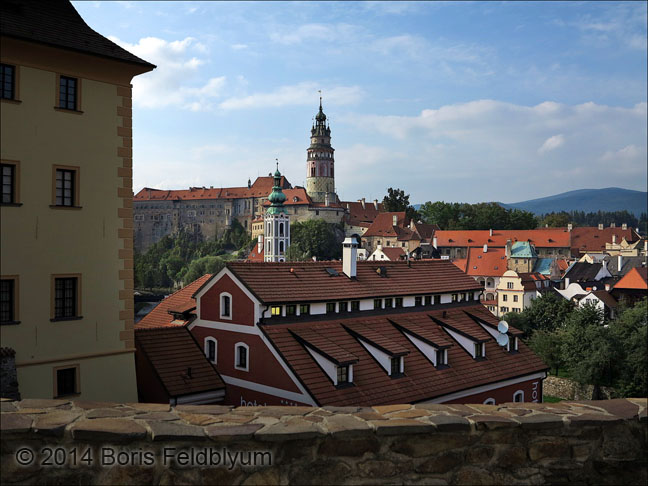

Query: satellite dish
[497,320,509,333]
[497,333,510,347]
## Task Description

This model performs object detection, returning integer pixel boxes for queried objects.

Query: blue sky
[73,1,647,204]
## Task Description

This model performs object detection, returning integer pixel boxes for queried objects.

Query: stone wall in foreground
[1,398,646,485]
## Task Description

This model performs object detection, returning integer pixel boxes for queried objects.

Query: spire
[268,160,287,214]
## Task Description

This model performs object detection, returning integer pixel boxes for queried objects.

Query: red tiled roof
[136,274,212,329]
[135,327,225,397]
[291,328,359,364]
[133,176,291,202]
[261,303,546,406]
[379,247,406,261]
[223,260,483,304]
[571,227,641,253]
[461,247,507,277]
[262,188,311,206]
[435,229,570,248]
[452,259,468,272]
[518,272,549,291]
[613,267,648,290]
[246,246,265,262]
[342,200,384,227]
[363,212,407,238]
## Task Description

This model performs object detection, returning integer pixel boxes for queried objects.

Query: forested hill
[500,188,647,216]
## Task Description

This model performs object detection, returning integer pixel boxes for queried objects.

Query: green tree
[288,219,341,260]
[561,303,620,398]
[382,188,420,221]
[529,330,564,376]
[610,298,648,397]
[540,212,571,228]
[523,293,575,334]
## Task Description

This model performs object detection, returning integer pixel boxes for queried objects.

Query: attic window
[478,255,482,259]
[390,357,403,377]
[325,268,339,276]
[474,342,485,359]
[337,365,350,385]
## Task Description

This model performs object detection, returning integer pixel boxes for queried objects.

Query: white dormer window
[474,342,485,359]
[337,365,352,385]
[435,348,447,366]
[234,342,249,371]
[205,337,217,364]
[390,356,404,376]
[220,292,232,319]
[513,390,524,402]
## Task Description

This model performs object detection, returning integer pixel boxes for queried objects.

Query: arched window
[220,292,232,319]
[279,222,284,236]
[279,241,284,253]
[513,390,524,402]
[311,167,315,176]
[235,342,249,371]
[204,337,217,364]
[483,398,496,405]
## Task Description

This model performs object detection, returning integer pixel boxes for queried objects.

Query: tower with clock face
[306,98,337,205]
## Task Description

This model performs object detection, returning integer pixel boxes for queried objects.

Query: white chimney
[489,228,493,236]
[568,223,573,232]
[610,223,615,228]
[392,215,398,226]
[258,235,263,253]
[343,237,358,278]
[622,223,627,230]
[433,236,438,248]
[598,223,604,230]
[618,254,623,272]
[483,244,488,253]
[361,198,366,209]
[373,199,378,210]
[612,234,617,244]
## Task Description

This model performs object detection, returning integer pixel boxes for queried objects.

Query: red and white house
[137,239,548,407]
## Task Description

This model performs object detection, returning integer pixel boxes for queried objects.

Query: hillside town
[1,2,646,485]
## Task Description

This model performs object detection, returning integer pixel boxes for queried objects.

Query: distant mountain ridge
[500,188,647,216]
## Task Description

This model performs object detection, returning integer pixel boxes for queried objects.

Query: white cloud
[109,36,222,110]
[538,134,565,153]
[219,82,365,110]
[269,23,358,45]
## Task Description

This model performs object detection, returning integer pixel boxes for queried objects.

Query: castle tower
[306,97,336,204]
[264,164,290,262]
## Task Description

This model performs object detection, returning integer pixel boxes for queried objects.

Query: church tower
[264,164,290,262]
[306,97,336,204]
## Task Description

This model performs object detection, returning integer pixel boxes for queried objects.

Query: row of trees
[504,294,647,398]
[134,221,252,290]
[285,219,343,261]
[540,210,647,233]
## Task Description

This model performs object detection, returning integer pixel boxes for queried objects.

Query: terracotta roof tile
[363,212,407,237]
[613,267,648,290]
[342,200,384,226]
[571,227,641,253]
[261,303,546,406]
[459,247,508,277]
[225,260,482,304]
[435,229,570,248]
[135,327,225,397]
[136,275,212,329]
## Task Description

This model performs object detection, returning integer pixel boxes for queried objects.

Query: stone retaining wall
[543,376,615,401]
[1,398,646,485]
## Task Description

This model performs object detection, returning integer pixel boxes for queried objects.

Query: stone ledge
[1,398,646,486]
[0,398,645,441]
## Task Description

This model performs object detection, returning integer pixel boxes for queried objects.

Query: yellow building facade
[0,1,153,400]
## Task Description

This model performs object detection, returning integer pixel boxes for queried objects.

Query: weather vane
[275,158,279,170]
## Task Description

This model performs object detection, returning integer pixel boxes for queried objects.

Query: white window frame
[204,337,217,364]
[219,292,232,320]
[483,398,496,405]
[234,342,249,371]
[513,390,524,402]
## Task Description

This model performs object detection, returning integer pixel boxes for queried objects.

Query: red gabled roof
[460,247,507,277]
[435,229,570,248]
[136,274,212,329]
[379,247,406,261]
[363,212,407,237]
[571,226,641,253]
[343,200,384,227]
[613,267,648,290]
[135,327,225,397]
[224,260,482,304]
[246,246,265,262]
[261,303,546,406]
[133,176,291,202]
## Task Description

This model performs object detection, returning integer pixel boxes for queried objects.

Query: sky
[72,1,647,205]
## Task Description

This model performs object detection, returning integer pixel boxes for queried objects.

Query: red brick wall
[190,326,303,396]
[200,273,255,325]
[445,377,543,405]
[225,383,311,407]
